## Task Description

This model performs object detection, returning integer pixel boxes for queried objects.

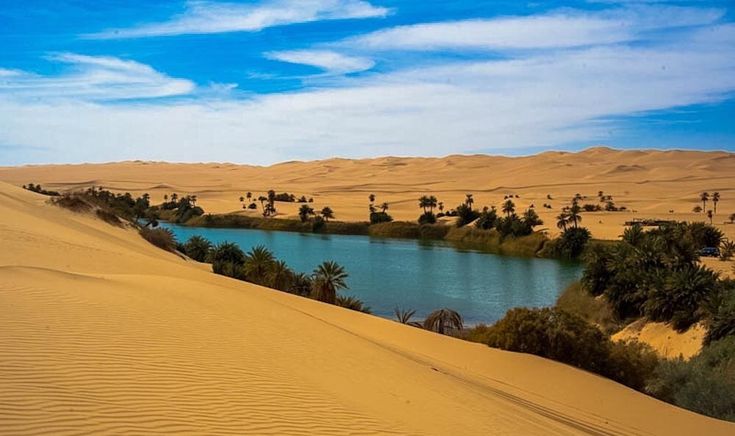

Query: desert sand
[1,147,734,244]
[1,181,734,434]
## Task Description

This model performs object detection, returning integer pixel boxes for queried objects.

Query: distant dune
[1,181,734,434]
[2,147,734,243]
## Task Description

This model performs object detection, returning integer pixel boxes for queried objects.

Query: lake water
[161,223,582,325]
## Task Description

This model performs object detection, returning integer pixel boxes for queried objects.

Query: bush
[704,279,735,345]
[483,307,659,390]
[555,282,618,334]
[212,260,245,279]
[208,242,246,266]
[474,208,497,230]
[555,227,591,259]
[96,209,123,226]
[52,194,92,212]
[368,221,449,240]
[455,204,480,227]
[139,227,177,252]
[182,235,213,262]
[646,337,735,421]
[607,340,659,391]
[418,211,437,225]
[369,211,393,224]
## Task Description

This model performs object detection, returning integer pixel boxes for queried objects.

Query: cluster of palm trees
[368,193,393,223]
[299,204,334,223]
[394,307,464,335]
[696,192,721,224]
[182,237,366,310]
[556,198,583,231]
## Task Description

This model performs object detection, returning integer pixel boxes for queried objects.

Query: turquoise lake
[161,223,583,325]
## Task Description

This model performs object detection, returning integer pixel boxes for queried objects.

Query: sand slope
[2,147,734,241]
[1,182,734,435]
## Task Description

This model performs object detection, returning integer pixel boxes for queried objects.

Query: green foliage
[23,183,60,196]
[646,337,735,421]
[550,227,591,259]
[368,221,449,240]
[704,279,735,345]
[298,204,315,222]
[335,295,372,313]
[208,242,246,266]
[644,265,719,331]
[423,308,463,334]
[311,261,349,304]
[243,245,276,285]
[182,235,212,262]
[483,307,659,390]
[555,282,618,334]
[139,227,177,252]
[474,208,497,230]
[418,211,437,224]
[455,203,480,227]
[369,211,393,224]
[444,226,547,257]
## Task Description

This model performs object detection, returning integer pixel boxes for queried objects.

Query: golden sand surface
[2,147,734,242]
[1,181,734,434]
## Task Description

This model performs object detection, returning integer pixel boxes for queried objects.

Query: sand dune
[1,182,734,434]
[2,147,734,242]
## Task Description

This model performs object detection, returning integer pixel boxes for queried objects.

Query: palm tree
[246,192,252,201]
[289,272,312,297]
[311,261,348,304]
[243,245,275,285]
[427,195,438,213]
[556,212,570,231]
[465,194,474,207]
[568,202,582,228]
[320,206,334,222]
[423,308,463,334]
[257,195,267,211]
[712,192,720,214]
[369,193,375,204]
[163,194,169,202]
[707,210,713,224]
[502,199,515,217]
[394,307,422,327]
[171,193,178,202]
[438,202,444,213]
[729,213,735,224]
[239,196,245,203]
[335,295,371,313]
[522,208,543,228]
[267,260,293,291]
[418,195,430,213]
[700,192,709,212]
[380,202,389,213]
[298,204,314,222]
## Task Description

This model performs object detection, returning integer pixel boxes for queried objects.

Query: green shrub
[455,204,480,227]
[418,211,437,225]
[139,227,177,252]
[646,337,735,421]
[484,307,611,374]
[482,307,659,390]
[335,295,372,313]
[555,227,591,259]
[555,282,618,334]
[96,209,123,226]
[52,194,92,212]
[182,235,213,262]
[644,265,719,331]
[369,211,393,224]
[704,279,735,345]
[368,221,448,239]
[208,242,246,266]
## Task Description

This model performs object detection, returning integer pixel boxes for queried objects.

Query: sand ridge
[2,147,734,242]
[1,182,734,434]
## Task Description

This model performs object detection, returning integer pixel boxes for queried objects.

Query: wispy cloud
[341,5,724,51]
[265,49,374,74]
[2,22,734,163]
[86,0,389,39]
[0,53,194,100]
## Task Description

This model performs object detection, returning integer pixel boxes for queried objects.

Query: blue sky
[1,0,734,165]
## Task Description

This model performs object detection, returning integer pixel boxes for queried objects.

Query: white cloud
[0,53,194,101]
[265,49,375,74]
[87,0,389,39]
[2,23,734,164]
[342,5,724,51]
